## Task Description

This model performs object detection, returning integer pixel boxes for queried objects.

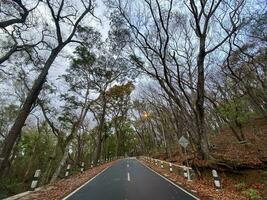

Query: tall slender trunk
[50,144,69,183]
[117,130,125,157]
[94,133,102,163]
[115,127,120,156]
[196,37,210,160]
[23,142,37,182]
[0,47,62,176]
[40,145,60,185]
[94,95,107,163]
[160,121,171,159]
[148,121,160,148]
[77,134,82,165]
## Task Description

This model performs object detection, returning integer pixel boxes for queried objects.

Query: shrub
[242,188,262,200]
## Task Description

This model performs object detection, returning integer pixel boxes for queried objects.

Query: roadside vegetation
[0,0,266,199]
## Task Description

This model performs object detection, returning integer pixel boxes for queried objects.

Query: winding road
[63,158,199,200]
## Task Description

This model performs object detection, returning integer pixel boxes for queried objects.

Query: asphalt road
[64,158,198,200]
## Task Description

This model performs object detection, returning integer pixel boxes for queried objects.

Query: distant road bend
[63,158,199,200]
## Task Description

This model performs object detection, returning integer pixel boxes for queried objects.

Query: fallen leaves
[142,159,249,200]
[19,162,115,200]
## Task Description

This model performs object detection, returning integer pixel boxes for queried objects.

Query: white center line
[127,164,129,168]
[127,172,131,181]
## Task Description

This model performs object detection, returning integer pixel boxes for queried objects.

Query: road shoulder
[7,162,116,200]
[137,159,200,200]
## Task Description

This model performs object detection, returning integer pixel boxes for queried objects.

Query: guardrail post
[187,167,192,181]
[30,169,41,190]
[212,169,221,191]
[169,163,173,173]
[183,166,188,179]
[80,162,85,173]
[65,164,71,177]
[183,166,192,181]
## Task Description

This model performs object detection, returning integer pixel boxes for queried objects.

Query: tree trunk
[40,145,59,185]
[195,37,210,160]
[93,94,107,163]
[160,122,171,159]
[50,144,69,183]
[229,125,243,142]
[23,142,37,182]
[77,134,82,165]
[0,47,62,176]
[94,133,102,163]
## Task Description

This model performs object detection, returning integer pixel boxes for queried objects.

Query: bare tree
[0,0,43,67]
[108,0,245,160]
[0,0,95,176]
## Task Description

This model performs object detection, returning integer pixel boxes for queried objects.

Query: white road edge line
[62,166,111,200]
[137,159,200,200]
[127,172,131,181]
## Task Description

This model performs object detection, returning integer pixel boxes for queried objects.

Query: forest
[0,0,266,199]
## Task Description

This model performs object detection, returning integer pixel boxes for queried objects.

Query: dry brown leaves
[19,162,115,200]
[142,160,249,200]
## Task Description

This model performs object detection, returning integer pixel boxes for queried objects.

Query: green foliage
[0,177,25,199]
[217,96,256,125]
[0,104,19,138]
[105,134,117,158]
[234,182,246,190]
[1,126,58,196]
[109,11,131,52]
[242,188,262,200]
[130,54,144,68]
[106,82,135,100]
[76,26,102,49]
[120,122,136,154]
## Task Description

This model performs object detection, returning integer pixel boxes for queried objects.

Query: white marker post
[30,169,41,190]
[182,166,191,181]
[161,161,164,169]
[169,163,173,173]
[80,162,85,173]
[65,164,71,177]
[91,161,94,168]
[212,169,221,191]
[187,167,191,181]
[183,166,188,179]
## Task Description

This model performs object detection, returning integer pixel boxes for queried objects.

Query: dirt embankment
[150,117,267,199]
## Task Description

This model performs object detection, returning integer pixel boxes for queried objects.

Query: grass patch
[242,188,262,200]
